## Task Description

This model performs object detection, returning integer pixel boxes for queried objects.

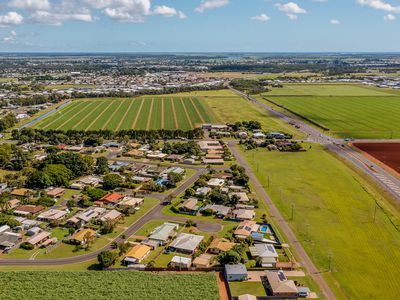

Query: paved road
[0,168,221,266]
[226,141,336,300]
[229,86,400,201]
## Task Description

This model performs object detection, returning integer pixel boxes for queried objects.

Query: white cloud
[251,14,270,22]
[0,11,24,26]
[384,13,396,21]
[275,2,306,20]
[357,0,400,13]
[330,19,340,25]
[2,30,17,43]
[152,5,187,19]
[29,10,94,26]
[195,0,230,13]
[8,0,51,11]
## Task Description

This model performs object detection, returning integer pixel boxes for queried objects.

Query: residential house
[0,231,22,252]
[202,158,224,165]
[96,193,123,206]
[229,192,250,203]
[166,154,184,162]
[99,209,122,222]
[234,221,259,239]
[207,178,225,188]
[237,295,257,300]
[170,256,192,268]
[46,188,66,198]
[208,238,236,254]
[178,198,199,215]
[192,253,213,268]
[4,199,20,211]
[169,233,204,254]
[250,244,279,267]
[66,207,106,226]
[253,132,266,139]
[198,141,223,151]
[118,197,144,208]
[14,205,45,217]
[202,204,231,218]
[122,244,151,265]
[143,222,179,248]
[11,188,33,198]
[263,270,298,298]
[231,209,255,221]
[26,227,41,236]
[195,187,211,196]
[225,264,248,282]
[69,228,96,245]
[27,231,51,247]
[37,209,68,222]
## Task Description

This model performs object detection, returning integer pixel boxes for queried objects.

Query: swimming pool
[259,225,269,233]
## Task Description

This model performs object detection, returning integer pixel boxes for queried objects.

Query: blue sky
[0,0,399,52]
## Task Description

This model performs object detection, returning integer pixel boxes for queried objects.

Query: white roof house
[37,209,67,222]
[169,233,204,254]
[250,244,278,267]
[207,178,225,187]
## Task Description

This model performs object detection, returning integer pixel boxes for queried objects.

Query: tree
[95,157,109,175]
[216,250,241,265]
[85,188,107,201]
[28,170,52,188]
[102,173,123,190]
[97,250,117,268]
[43,164,73,187]
[0,144,12,168]
[100,219,117,234]
[167,172,183,187]
[36,196,55,207]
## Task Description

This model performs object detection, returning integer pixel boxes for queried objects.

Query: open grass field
[262,84,400,138]
[0,271,219,300]
[240,144,400,299]
[198,90,304,138]
[31,96,215,131]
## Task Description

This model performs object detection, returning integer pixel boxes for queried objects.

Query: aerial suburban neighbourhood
[1,1,400,300]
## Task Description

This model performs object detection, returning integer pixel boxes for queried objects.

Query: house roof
[14,205,45,215]
[100,209,122,221]
[11,188,32,196]
[192,253,213,267]
[37,209,67,221]
[250,243,278,258]
[238,295,257,300]
[27,231,51,245]
[234,220,258,237]
[264,270,298,294]
[209,238,236,252]
[233,209,255,220]
[169,233,204,252]
[47,188,66,197]
[225,263,247,275]
[100,193,123,203]
[119,197,144,207]
[179,198,198,211]
[70,228,96,242]
[171,256,192,265]
[149,222,179,242]
[125,244,151,261]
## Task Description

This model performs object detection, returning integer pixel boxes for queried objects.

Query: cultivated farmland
[262,84,400,138]
[0,271,219,300]
[32,96,216,131]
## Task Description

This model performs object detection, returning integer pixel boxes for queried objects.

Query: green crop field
[32,96,216,131]
[241,144,400,299]
[0,271,219,300]
[262,84,400,138]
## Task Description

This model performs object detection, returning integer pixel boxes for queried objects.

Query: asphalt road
[0,168,218,266]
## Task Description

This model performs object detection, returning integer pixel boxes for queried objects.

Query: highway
[229,86,400,202]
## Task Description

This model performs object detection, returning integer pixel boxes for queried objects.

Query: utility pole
[373,202,378,223]
[328,253,333,272]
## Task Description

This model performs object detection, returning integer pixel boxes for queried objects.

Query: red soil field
[353,143,400,175]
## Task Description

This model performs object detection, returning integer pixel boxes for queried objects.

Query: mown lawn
[0,271,219,300]
[229,281,267,296]
[240,144,400,299]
